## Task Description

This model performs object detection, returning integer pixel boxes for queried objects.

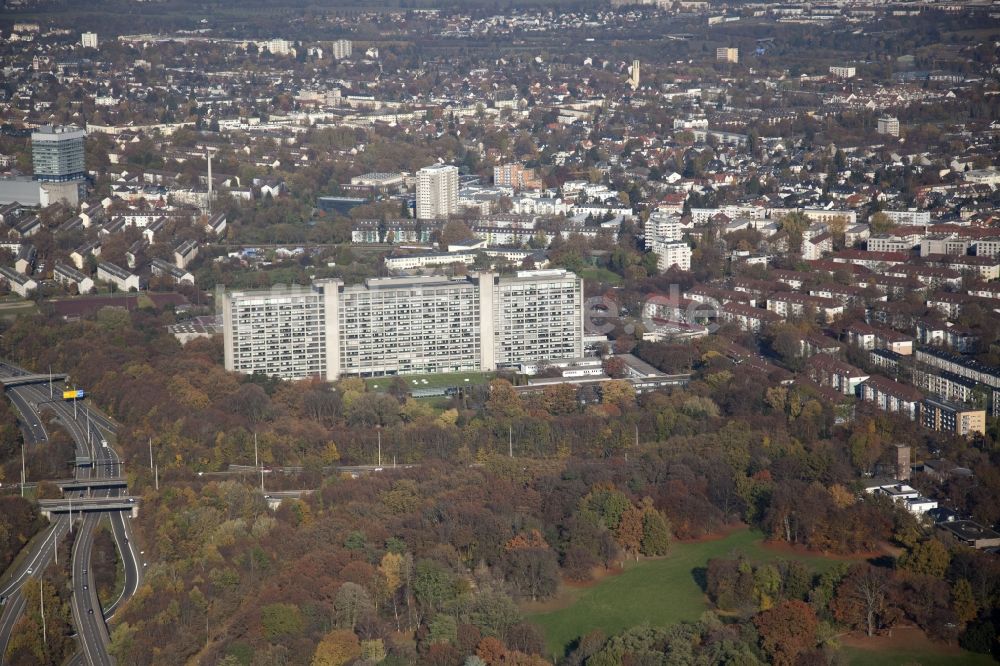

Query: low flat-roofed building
[168,315,222,345]
[938,520,1000,549]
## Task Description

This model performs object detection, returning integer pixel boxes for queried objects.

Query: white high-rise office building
[81,32,98,49]
[332,39,352,59]
[877,116,900,137]
[416,164,459,220]
[222,270,584,380]
[31,125,86,183]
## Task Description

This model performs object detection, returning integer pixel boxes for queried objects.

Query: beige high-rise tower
[628,59,640,90]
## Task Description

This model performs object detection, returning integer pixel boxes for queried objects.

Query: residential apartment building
[922,397,986,437]
[884,210,931,226]
[915,347,1000,391]
[223,270,584,380]
[716,47,739,63]
[96,261,140,291]
[53,263,94,294]
[331,39,352,59]
[859,375,923,420]
[651,240,692,272]
[920,236,971,257]
[766,293,843,321]
[223,283,332,380]
[867,235,913,253]
[718,302,782,333]
[0,265,36,297]
[493,163,541,190]
[845,321,913,355]
[805,354,869,395]
[877,116,900,137]
[913,366,981,404]
[150,258,194,285]
[416,164,459,220]
[492,270,584,367]
[644,211,684,250]
[803,232,832,260]
[352,219,440,244]
[81,32,98,48]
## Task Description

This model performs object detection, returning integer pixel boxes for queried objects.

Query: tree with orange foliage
[615,504,644,561]
[753,600,818,666]
[503,529,549,553]
[476,636,507,665]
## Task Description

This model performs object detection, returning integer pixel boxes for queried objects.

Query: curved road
[27,382,138,666]
[0,364,141,665]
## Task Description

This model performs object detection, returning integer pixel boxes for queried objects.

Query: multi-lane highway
[4,385,48,444]
[0,363,142,665]
[0,371,77,660]
[71,513,112,666]
[0,517,69,654]
[29,379,135,666]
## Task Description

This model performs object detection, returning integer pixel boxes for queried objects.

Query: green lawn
[366,371,493,392]
[528,528,850,659]
[842,647,996,666]
[578,267,623,285]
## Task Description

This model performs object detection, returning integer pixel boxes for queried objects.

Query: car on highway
[26,568,32,574]
[88,608,94,615]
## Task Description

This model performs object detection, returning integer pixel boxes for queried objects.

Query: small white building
[865,483,938,516]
